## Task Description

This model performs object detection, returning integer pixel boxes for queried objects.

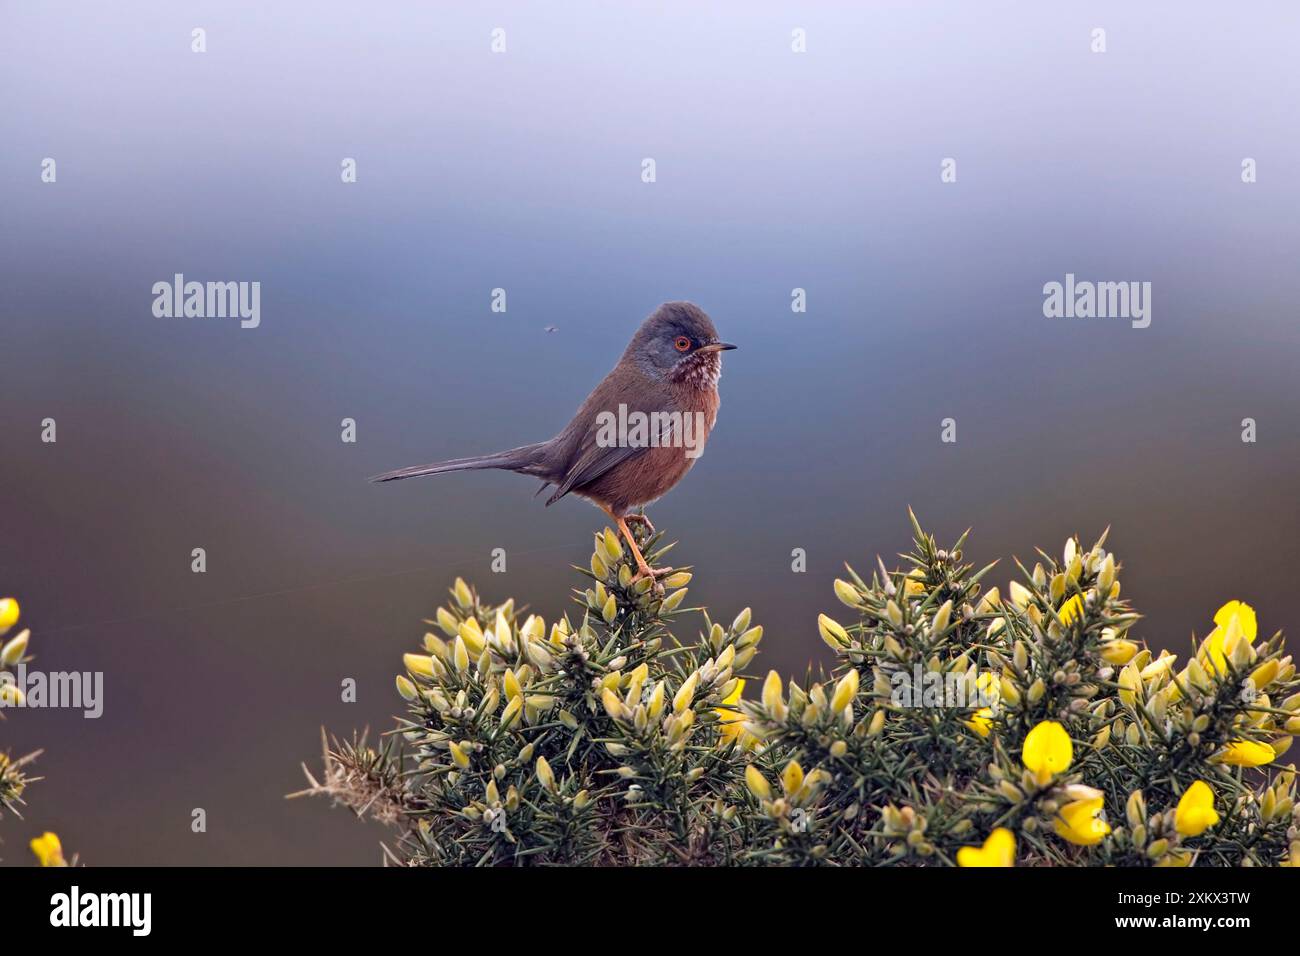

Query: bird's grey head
[624,301,736,386]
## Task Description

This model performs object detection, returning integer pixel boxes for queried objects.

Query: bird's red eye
[674,336,691,352]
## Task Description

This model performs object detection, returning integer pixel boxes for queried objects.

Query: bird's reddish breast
[578,381,721,513]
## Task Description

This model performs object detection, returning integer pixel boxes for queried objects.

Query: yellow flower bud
[885,600,904,629]
[834,578,864,608]
[659,588,687,614]
[999,675,1021,705]
[500,695,523,727]
[931,600,953,635]
[535,755,556,792]
[601,529,623,562]
[830,669,859,713]
[1146,839,1170,860]
[745,764,772,800]
[673,672,699,713]
[760,669,784,715]
[1250,659,1280,690]
[402,653,435,679]
[1097,554,1116,594]
[1118,663,1141,707]
[0,598,20,633]
[817,614,849,648]
[0,630,30,667]
[601,687,624,720]
[1027,677,1046,704]
[1141,654,1175,681]
[448,741,470,769]
[1009,581,1033,609]
[395,675,418,701]
[646,680,666,720]
[1126,789,1146,829]
[978,587,1001,612]
[458,618,485,655]
[780,760,804,797]
[436,606,459,637]
[1100,639,1139,666]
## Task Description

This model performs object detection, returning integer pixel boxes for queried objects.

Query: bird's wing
[545,373,677,506]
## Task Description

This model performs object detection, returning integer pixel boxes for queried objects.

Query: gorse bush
[0,596,68,866]
[0,597,36,821]
[302,513,1300,866]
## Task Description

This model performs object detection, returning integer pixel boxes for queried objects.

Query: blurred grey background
[1,1,1298,864]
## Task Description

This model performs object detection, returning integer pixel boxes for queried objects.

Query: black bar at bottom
[2,864,1284,941]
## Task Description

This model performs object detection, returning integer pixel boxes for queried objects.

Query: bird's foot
[625,513,656,534]
[632,561,676,593]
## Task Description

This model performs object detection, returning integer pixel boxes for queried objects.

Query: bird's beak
[699,342,737,353]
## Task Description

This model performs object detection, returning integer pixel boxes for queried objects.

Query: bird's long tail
[369,442,549,483]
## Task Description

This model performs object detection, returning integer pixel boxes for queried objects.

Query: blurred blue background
[2,1,1298,864]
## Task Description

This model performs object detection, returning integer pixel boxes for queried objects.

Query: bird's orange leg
[605,509,672,580]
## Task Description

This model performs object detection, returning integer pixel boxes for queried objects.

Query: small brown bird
[372,302,735,580]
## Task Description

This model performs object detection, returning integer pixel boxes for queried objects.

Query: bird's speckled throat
[672,350,722,390]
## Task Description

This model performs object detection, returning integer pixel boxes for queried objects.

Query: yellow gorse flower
[956,827,1015,867]
[1174,780,1220,837]
[30,832,65,867]
[1022,720,1073,784]
[1215,739,1274,767]
[1057,594,1084,626]
[1199,601,1256,675]
[715,678,747,746]
[964,707,994,738]
[1053,796,1111,846]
